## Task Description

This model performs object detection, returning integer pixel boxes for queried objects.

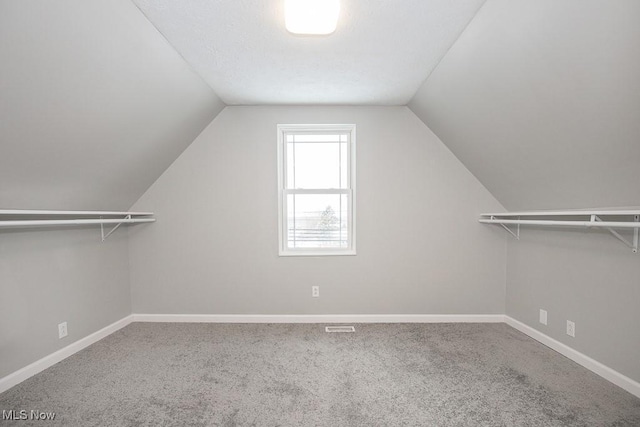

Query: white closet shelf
[0,209,153,216]
[0,209,155,241]
[479,210,640,253]
[481,210,640,217]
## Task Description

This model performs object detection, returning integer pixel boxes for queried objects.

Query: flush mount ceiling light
[285,0,340,35]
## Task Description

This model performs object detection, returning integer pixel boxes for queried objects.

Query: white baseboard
[505,316,640,399]
[132,313,506,324]
[0,315,134,395]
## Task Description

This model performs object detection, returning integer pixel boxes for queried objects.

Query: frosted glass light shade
[285,0,340,35]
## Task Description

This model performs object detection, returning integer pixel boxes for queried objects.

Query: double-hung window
[277,124,356,256]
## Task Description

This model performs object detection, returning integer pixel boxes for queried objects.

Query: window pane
[292,141,343,189]
[287,194,349,249]
[286,142,294,188]
[340,141,348,188]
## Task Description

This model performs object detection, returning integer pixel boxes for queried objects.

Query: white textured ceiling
[132,0,487,105]
[0,0,224,210]
[410,0,640,210]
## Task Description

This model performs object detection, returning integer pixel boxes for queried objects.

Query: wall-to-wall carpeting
[1,323,638,426]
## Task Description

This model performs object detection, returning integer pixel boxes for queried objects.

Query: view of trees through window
[286,186,348,249]
[287,204,345,248]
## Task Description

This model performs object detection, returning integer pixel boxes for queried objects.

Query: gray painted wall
[408,0,640,384]
[0,0,223,380]
[129,106,506,315]
[0,0,225,210]
[409,0,640,210]
[506,229,640,383]
[0,228,131,378]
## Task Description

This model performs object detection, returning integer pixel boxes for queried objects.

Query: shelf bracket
[634,215,639,254]
[100,215,131,242]
[493,215,520,240]
[594,215,638,253]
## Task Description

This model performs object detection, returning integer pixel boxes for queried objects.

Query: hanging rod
[0,218,155,228]
[0,209,155,241]
[479,210,640,253]
[479,219,640,229]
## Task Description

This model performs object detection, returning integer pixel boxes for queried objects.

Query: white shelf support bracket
[101,215,131,242]
[493,215,520,240]
[633,215,639,254]
[594,215,637,253]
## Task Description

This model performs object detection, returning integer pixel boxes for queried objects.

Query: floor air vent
[325,326,355,333]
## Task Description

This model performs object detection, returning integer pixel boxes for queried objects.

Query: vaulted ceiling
[1,0,638,212]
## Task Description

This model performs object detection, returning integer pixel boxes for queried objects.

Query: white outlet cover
[539,309,548,325]
[58,322,68,339]
[312,286,319,297]
[567,320,576,337]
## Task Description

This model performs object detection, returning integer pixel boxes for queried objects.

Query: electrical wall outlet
[58,322,68,339]
[566,320,575,337]
[312,286,319,297]
[539,309,547,325]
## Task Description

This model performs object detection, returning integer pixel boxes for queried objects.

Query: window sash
[282,191,353,253]
[284,131,351,190]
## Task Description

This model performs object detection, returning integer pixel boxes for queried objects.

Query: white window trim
[277,124,357,257]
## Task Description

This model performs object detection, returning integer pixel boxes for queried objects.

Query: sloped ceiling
[0,0,225,210]
[3,0,637,213]
[410,0,640,211]
[132,0,486,105]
